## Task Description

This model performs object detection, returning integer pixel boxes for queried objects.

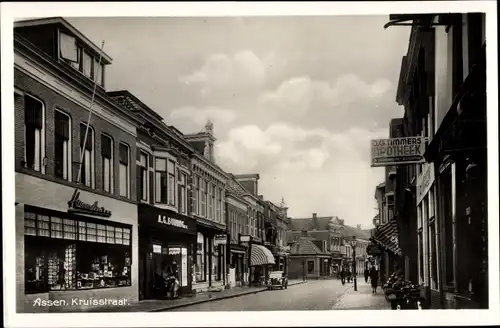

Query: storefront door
[150,244,189,298]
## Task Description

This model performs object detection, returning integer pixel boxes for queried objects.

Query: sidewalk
[332,281,390,310]
[77,279,305,313]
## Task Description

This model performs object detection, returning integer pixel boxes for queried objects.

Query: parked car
[267,270,288,290]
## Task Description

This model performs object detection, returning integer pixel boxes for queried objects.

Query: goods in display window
[23,208,133,293]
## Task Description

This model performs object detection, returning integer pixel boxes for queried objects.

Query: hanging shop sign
[371,137,427,167]
[239,234,251,246]
[214,234,228,245]
[67,189,112,217]
[416,161,435,204]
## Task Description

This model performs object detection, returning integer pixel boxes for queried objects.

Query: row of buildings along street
[14,17,374,313]
[368,13,488,309]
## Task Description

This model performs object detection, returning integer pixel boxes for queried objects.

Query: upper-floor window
[155,158,175,206]
[200,180,207,217]
[207,183,213,220]
[216,188,222,223]
[101,134,114,193]
[193,176,199,215]
[24,95,44,172]
[178,170,187,214]
[54,110,71,181]
[119,143,130,198]
[79,123,94,187]
[138,151,148,202]
[59,31,104,87]
[167,160,176,206]
[155,158,168,204]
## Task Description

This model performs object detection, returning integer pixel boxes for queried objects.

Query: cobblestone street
[171,279,352,311]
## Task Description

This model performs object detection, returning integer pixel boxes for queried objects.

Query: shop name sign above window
[67,189,112,217]
[157,215,188,230]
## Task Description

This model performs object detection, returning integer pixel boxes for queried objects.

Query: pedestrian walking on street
[364,268,369,283]
[340,267,346,285]
[369,266,379,294]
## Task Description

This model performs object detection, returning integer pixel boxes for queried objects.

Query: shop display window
[195,232,205,282]
[24,208,132,294]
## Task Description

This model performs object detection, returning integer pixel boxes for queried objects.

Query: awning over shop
[371,219,402,256]
[250,244,276,266]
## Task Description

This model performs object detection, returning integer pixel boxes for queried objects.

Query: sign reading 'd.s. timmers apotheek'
[371,137,426,167]
[157,215,188,230]
[68,189,112,217]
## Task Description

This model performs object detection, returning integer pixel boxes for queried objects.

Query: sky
[68,16,410,229]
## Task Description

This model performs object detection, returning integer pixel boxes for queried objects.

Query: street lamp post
[348,236,358,291]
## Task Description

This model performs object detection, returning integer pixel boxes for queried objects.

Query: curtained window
[177,171,186,213]
[155,158,168,204]
[101,134,113,193]
[79,123,94,187]
[138,151,148,201]
[24,95,44,172]
[54,110,70,180]
[119,143,130,198]
[167,160,176,206]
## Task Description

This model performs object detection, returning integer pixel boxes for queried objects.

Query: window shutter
[119,144,129,165]
[24,96,43,128]
[80,124,93,150]
[54,111,70,139]
[101,136,112,158]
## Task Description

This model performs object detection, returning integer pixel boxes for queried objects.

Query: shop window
[119,143,130,198]
[54,110,71,180]
[212,240,221,281]
[101,134,113,193]
[429,220,438,290]
[155,158,168,204]
[177,171,186,213]
[138,151,148,202]
[24,210,132,293]
[24,95,44,172]
[418,228,424,284]
[167,160,176,206]
[79,123,94,187]
[440,166,454,287]
[195,232,205,282]
[308,260,314,273]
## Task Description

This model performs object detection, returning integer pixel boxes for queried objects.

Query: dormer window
[59,32,78,62]
[59,30,105,87]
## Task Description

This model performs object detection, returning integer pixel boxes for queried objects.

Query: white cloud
[216,123,387,227]
[179,50,284,93]
[168,106,237,134]
[256,74,395,126]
